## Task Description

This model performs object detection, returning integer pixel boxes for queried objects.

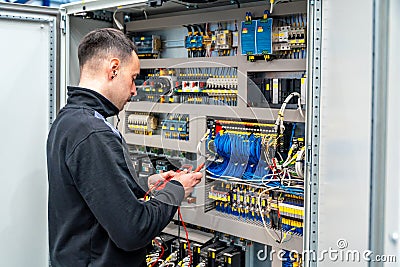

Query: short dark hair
[78,28,137,68]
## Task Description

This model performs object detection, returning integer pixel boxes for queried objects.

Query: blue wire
[289,123,297,148]
[207,132,305,197]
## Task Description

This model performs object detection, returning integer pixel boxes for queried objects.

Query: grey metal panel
[142,27,188,59]
[0,2,58,14]
[178,207,303,252]
[59,9,68,108]
[246,243,273,267]
[238,58,306,72]
[69,16,112,86]
[0,8,57,267]
[126,2,307,32]
[303,2,314,265]
[306,0,320,266]
[162,223,214,244]
[237,61,249,110]
[140,57,239,69]
[62,0,148,15]
[384,0,400,261]
[318,0,373,266]
[121,108,205,153]
[125,102,305,122]
[124,133,198,153]
[370,1,390,265]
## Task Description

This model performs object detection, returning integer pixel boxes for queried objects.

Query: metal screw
[390,232,399,243]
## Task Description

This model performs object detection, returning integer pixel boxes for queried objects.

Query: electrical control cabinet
[103,2,307,266]
[2,0,398,267]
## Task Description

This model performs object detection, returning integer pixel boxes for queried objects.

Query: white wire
[148,259,164,265]
[262,136,272,165]
[297,96,305,118]
[257,186,280,242]
[276,151,284,162]
[113,9,124,30]
[119,5,149,19]
[282,144,297,167]
[113,6,149,31]
[282,169,293,187]
[206,173,273,188]
[295,148,305,178]
[206,172,266,188]
[274,92,304,134]
[261,173,280,186]
[197,129,210,157]
[280,168,286,186]
[270,0,284,14]
[206,170,303,191]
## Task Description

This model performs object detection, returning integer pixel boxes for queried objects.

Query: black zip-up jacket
[47,86,184,267]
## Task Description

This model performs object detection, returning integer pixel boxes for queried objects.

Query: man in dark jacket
[47,28,202,267]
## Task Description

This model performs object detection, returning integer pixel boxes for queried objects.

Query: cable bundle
[206,130,305,197]
[207,132,263,180]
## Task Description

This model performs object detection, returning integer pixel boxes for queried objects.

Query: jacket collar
[66,86,119,118]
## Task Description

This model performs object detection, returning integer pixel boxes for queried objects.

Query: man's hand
[147,170,176,190]
[170,170,203,198]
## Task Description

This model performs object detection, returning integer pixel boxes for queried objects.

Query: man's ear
[109,58,120,80]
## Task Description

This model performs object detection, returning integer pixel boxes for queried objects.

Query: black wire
[273,227,281,240]
[159,235,169,252]
[177,214,181,258]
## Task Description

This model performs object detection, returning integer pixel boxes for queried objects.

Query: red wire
[144,164,202,200]
[144,180,165,200]
[178,207,192,266]
[150,238,165,267]
[146,169,202,266]
[194,162,205,172]
[143,188,152,200]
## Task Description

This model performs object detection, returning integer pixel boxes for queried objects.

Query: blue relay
[241,20,256,55]
[256,18,273,55]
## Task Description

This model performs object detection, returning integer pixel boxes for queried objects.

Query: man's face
[114,51,140,110]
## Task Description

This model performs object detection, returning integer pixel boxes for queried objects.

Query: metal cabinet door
[0,3,59,267]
